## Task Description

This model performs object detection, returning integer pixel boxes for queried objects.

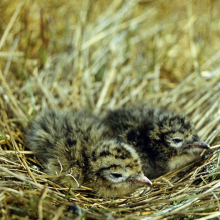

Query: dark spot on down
[117,148,121,153]
[127,129,138,143]
[115,147,132,160]
[92,151,96,161]
[115,154,126,160]
[40,121,50,133]
[99,151,112,157]
[66,138,77,147]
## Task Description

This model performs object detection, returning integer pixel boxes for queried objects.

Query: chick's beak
[184,140,210,149]
[128,174,152,186]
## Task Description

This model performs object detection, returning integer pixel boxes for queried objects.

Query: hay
[1,0,220,219]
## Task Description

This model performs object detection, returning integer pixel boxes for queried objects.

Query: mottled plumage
[25,109,151,198]
[102,105,209,179]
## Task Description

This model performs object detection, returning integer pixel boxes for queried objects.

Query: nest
[1,0,220,219]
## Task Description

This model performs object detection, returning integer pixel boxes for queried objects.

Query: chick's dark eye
[110,173,122,178]
[172,137,183,144]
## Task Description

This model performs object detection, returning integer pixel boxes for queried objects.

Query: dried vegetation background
[1,0,220,219]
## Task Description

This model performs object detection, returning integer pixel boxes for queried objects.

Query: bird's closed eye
[110,173,123,178]
[172,137,183,144]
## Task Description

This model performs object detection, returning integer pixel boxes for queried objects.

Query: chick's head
[88,140,152,198]
[149,113,209,170]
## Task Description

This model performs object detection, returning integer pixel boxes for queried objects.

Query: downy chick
[25,109,152,198]
[102,105,209,179]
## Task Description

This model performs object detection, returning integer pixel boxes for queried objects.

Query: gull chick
[102,105,210,179]
[25,109,152,198]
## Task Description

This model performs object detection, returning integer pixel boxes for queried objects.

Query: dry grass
[1,0,220,219]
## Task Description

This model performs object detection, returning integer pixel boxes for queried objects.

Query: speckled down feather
[102,105,209,179]
[25,109,152,198]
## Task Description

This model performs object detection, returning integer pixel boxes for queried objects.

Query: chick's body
[102,105,209,179]
[26,109,151,198]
